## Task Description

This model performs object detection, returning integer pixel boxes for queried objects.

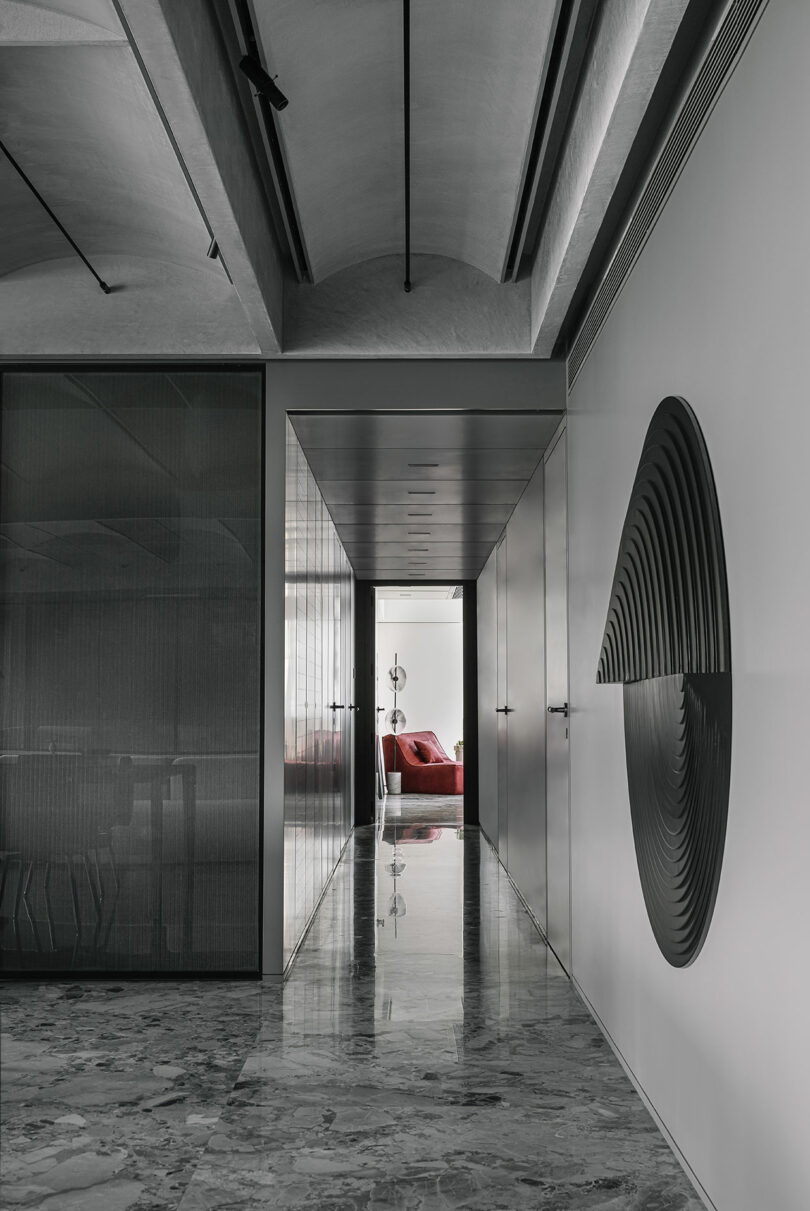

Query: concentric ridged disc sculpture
[597,397,731,966]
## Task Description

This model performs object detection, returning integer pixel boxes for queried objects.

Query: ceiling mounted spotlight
[239,54,289,110]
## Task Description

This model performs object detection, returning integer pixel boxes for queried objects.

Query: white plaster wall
[377,605,464,758]
[567,2,810,1206]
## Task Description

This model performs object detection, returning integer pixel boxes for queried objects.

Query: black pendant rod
[403,0,412,292]
[0,138,111,293]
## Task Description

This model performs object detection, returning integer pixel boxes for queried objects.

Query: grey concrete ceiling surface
[0,0,698,356]
[255,0,556,283]
[0,0,277,355]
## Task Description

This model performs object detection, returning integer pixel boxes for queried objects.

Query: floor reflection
[1,811,704,1209]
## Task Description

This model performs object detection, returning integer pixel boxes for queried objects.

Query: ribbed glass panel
[284,421,353,965]
[0,369,263,973]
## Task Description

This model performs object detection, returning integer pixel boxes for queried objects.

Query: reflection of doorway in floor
[375,585,464,828]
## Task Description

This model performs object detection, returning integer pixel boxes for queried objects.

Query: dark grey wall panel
[0,368,263,974]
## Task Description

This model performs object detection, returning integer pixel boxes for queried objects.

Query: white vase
[386,771,402,795]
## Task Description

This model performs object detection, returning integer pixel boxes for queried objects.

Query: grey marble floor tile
[0,981,262,1209]
[1,823,703,1211]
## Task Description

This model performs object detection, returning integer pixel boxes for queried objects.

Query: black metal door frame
[353,579,478,828]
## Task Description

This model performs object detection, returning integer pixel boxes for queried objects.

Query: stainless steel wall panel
[283,421,353,968]
[544,431,570,973]
[496,536,509,867]
[504,463,547,932]
[477,548,498,844]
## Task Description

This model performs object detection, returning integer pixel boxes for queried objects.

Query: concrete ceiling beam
[116,0,284,354]
[529,0,690,357]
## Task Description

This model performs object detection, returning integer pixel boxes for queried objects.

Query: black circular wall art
[597,397,731,967]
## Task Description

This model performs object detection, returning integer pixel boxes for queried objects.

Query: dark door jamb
[353,579,478,828]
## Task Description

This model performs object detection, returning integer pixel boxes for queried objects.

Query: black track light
[239,55,289,110]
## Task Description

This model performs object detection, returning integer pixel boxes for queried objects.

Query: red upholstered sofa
[382,731,464,795]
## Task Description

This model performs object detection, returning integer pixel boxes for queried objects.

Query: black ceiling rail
[403,0,412,292]
[503,0,601,282]
[1,138,111,293]
[224,0,311,283]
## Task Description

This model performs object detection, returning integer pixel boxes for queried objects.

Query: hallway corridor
[1,818,702,1209]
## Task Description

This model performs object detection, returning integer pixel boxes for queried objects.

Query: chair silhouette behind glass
[0,753,133,963]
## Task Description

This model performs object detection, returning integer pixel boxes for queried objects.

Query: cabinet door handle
[495,706,513,714]
[329,702,345,711]
[348,704,360,712]
[547,702,569,718]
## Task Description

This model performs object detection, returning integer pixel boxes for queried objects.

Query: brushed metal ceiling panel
[320,480,526,506]
[293,409,560,585]
[344,541,493,559]
[305,447,543,481]
[337,523,506,543]
[355,568,483,581]
[289,411,562,450]
[326,503,515,526]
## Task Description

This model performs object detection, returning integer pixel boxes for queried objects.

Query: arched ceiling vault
[0,0,713,356]
[254,0,557,284]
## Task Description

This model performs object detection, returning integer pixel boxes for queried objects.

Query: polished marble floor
[0,806,703,1209]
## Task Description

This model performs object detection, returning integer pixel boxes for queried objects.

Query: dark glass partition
[0,369,262,972]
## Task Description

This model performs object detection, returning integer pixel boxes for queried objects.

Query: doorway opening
[374,585,464,830]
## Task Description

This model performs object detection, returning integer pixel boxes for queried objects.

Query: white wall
[567,2,810,1207]
[377,600,463,758]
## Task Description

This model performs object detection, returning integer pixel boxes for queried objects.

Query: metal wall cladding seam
[283,421,354,966]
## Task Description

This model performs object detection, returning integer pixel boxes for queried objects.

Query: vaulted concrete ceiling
[254,0,557,284]
[0,0,282,355]
[0,0,710,356]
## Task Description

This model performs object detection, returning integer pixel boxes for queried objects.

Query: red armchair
[382,731,464,795]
